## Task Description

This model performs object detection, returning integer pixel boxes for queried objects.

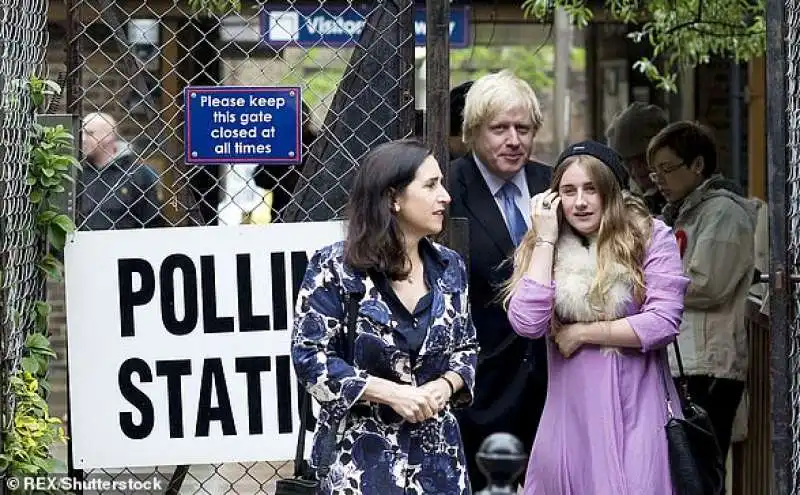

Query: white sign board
[64,222,345,469]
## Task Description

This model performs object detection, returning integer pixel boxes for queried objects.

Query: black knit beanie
[555,140,630,189]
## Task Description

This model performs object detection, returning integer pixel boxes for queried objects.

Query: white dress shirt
[473,153,532,229]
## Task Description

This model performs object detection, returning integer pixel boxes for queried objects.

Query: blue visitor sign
[261,5,471,48]
[184,86,302,164]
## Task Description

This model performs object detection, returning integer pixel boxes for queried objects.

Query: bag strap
[658,339,692,420]
[292,385,312,477]
[671,340,695,404]
[477,332,519,365]
[671,341,686,378]
[292,292,362,477]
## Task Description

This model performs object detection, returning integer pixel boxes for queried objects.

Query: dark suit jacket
[449,154,552,489]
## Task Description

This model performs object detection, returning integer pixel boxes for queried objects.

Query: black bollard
[475,432,527,495]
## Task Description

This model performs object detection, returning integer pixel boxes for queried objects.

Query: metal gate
[767,0,796,494]
[64,0,417,492]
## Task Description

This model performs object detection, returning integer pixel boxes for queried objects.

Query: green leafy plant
[521,0,765,92]
[26,77,61,110]
[0,371,67,478]
[27,122,79,253]
[450,46,587,90]
[187,0,241,15]
[1,75,75,483]
[23,307,58,384]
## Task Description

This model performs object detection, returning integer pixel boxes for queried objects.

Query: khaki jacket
[749,199,770,314]
[667,178,759,381]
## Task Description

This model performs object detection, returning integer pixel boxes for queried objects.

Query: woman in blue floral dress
[291,139,478,494]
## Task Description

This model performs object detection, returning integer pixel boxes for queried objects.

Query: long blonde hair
[502,155,652,309]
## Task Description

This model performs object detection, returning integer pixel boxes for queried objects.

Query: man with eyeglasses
[647,121,758,491]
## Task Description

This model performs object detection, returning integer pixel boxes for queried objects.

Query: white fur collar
[553,229,633,323]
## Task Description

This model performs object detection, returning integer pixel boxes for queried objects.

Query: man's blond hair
[461,70,543,149]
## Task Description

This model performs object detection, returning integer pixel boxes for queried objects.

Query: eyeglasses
[648,161,685,181]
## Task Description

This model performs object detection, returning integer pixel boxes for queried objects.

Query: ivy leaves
[0,75,73,484]
[25,109,79,286]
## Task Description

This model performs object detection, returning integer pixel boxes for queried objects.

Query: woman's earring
[393,204,400,213]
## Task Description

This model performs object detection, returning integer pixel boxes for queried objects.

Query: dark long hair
[344,139,432,280]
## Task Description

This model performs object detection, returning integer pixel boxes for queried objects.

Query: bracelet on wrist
[440,375,456,396]
[535,237,556,246]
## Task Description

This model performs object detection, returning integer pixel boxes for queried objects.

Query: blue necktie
[499,182,528,246]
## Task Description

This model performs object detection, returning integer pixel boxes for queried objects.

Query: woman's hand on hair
[386,384,441,423]
[530,191,561,243]
[552,322,587,358]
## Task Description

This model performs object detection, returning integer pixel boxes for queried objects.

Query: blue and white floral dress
[291,239,478,494]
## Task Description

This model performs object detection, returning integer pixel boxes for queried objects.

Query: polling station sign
[64,222,345,468]
[262,5,471,48]
[184,86,302,164]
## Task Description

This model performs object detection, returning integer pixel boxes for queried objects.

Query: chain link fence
[787,0,800,491]
[0,0,50,468]
[65,0,415,492]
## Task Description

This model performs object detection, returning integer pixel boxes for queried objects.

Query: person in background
[449,80,473,160]
[448,70,551,491]
[605,102,669,215]
[291,139,478,494]
[648,121,759,480]
[750,198,770,313]
[505,140,689,494]
[77,112,165,230]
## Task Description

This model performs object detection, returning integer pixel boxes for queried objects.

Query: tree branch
[662,20,764,37]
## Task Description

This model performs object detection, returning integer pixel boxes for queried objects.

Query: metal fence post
[766,0,792,493]
[425,0,449,170]
[425,0,470,261]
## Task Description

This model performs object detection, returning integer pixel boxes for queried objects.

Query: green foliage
[302,49,347,113]
[24,306,58,381]
[451,46,555,89]
[25,77,61,110]
[28,121,78,273]
[521,0,766,92]
[451,45,586,89]
[1,75,73,483]
[186,0,241,15]
[25,81,79,262]
[0,372,67,479]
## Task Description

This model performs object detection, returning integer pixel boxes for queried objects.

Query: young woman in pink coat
[504,140,690,494]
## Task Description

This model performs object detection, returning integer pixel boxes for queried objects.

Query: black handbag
[275,293,360,495]
[659,341,726,495]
